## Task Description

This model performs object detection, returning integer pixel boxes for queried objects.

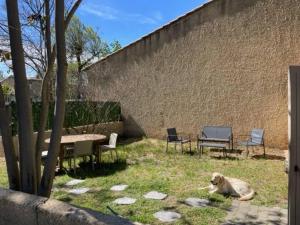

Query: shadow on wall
[122,115,146,138]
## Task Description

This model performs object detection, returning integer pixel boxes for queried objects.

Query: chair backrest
[74,140,94,156]
[202,126,232,140]
[167,128,179,142]
[109,133,118,148]
[250,128,264,144]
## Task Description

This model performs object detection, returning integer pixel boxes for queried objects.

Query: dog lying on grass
[204,172,255,201]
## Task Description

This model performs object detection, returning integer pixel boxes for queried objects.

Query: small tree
[66,16,111,73]
[110,40,122,52]
[0,0,82,197]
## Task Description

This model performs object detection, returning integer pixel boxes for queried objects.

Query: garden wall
[0,187,132,225]
[84,0,300,149]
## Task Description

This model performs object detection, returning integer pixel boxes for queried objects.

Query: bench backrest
[250,128,264,144]
[202,126,232,140]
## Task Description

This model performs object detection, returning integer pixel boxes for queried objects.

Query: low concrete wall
[0,121,124,158]
[0,187,132,225]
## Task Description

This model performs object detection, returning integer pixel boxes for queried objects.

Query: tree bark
[35,0,82,186]
[35,0,53,184]
[0,84,20,190]
[6,0,36,194]
[76,54,83,98]
[39,0,68,197]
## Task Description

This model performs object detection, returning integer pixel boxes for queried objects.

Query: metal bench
[197,126,233,157]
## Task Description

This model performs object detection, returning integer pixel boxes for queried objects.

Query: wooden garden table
[45,134,107,171]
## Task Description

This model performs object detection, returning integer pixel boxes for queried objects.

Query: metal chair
[98,133,118,163]
[166,128,191,154]
[237,128,265,157]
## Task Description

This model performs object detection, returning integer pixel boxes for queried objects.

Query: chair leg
[246,145,249,158]
[90,155,94,171]
[181,142,183,154]
[166,140,168,152]
[99,150,102,165]
[110,150,114,161]
[174,142,177,151]
[263,144,266,158]
[73,157,76,175]
[115,149,119,161]
[68,158,71,170]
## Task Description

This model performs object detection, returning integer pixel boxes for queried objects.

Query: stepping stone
[113,197,136,205]
[154,211,181,222]
[68,187,90,195]
[110,184,128,192]
[65,179,85,186]
[143,191,167,200]
[184,198,210,208]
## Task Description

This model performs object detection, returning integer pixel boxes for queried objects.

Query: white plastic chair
[72,140,94,174]
[98,133,118,163]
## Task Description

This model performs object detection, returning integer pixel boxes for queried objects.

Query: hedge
[9,101,121,135]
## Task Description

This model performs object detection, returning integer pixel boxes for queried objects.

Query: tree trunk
[39,0,68,197]
[6,0,36,194]
[76,54,82,99]
[0,84,20,190]
[35,0,82,188]
[35,0,53,184]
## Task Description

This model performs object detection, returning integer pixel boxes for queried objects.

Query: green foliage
[66,16,111,70]
[9,101,121,135]
[110,40,122,52]
[1,84,14,96]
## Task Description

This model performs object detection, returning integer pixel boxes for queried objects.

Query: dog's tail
[239,189,255,201]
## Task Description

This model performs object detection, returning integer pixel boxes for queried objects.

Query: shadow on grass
[210,155,240,161]
[118,137,143,145]
[251,154,285,161]
[56,159,128,179]
[57,196,73,203]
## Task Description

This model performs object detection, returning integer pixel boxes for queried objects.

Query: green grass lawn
[0,138,288,225]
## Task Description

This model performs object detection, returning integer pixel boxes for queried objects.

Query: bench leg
[246,145,249,158]
[181,142,183,154]
[199,145,201,158]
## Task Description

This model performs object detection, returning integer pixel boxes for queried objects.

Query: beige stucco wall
[0,187,132,225]
[85,0,300,149]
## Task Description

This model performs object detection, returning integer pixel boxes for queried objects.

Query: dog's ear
[220,175,225,183]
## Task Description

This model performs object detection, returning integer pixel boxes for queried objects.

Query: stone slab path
[113,197,136,205]
[184,198,210,208]
[153,211,181,222]
[110,184,128,192]
[143,191,167,200]
[65,179,85,186]
[68,187,90,195]
[222,200,287,225]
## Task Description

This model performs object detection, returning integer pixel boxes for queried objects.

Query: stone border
[0,187,133,225]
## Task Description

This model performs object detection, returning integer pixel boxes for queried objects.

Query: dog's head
[211,172,225,186]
